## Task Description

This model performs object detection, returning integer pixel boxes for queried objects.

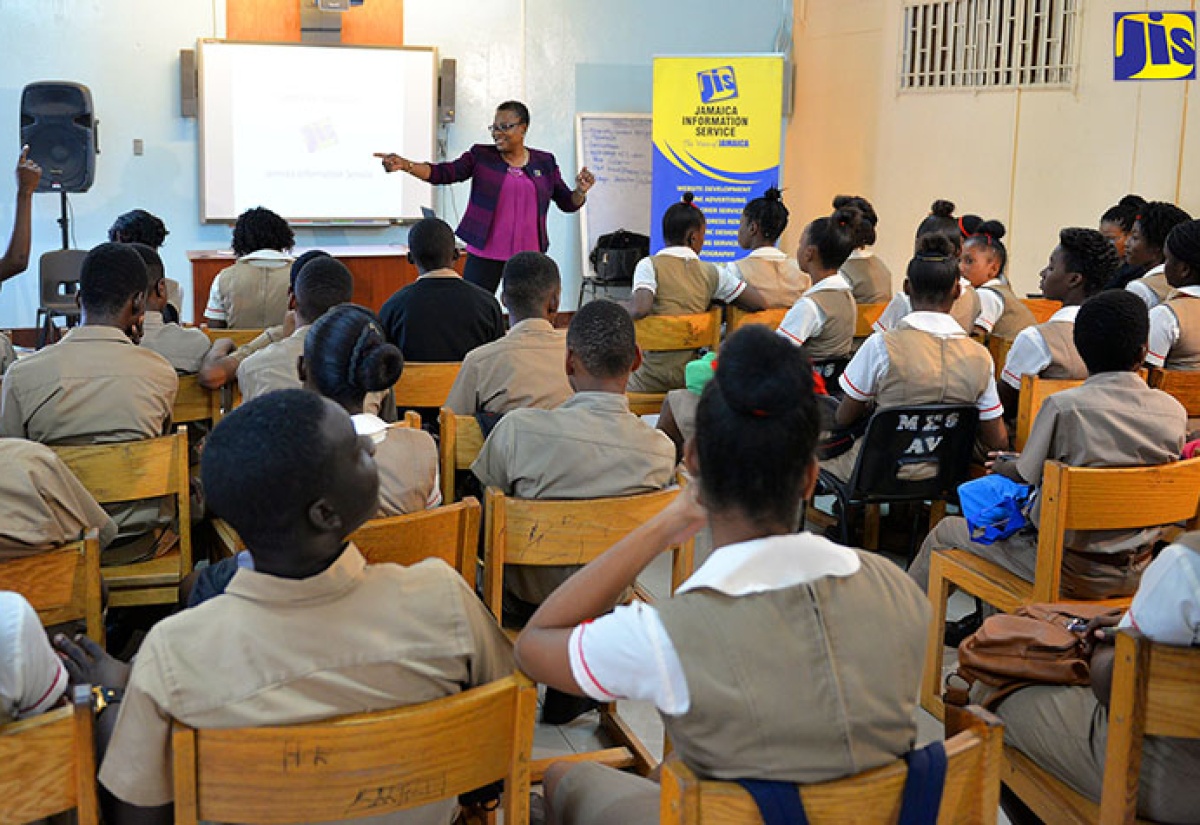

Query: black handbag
[589,229,649,285]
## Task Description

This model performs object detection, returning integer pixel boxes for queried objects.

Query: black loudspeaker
[20,82,96,193]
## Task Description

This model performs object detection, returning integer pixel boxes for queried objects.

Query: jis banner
[651,55,784,261]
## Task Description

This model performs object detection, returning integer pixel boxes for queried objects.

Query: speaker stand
[56,191,70,250]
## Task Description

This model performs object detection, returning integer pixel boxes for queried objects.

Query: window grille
[900,0,1080,91]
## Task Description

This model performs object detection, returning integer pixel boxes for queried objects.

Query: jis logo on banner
[1114,12,1196,81]
[697,66,738,103]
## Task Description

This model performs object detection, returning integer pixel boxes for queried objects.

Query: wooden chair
[0,685,100,825]
[1020,298,1062,325]
[1014,375,1084,451]
[1002,628,1200,825]
[921,457,1200,719]
[482,485,695,779]
[660,704,1003,825]
[173,373,224,426]
[172,673,537,825]
[348,497,481,585]
[201,327,264,348]
[438,407,485,504]
[985,335,1014,383]
[0,531,103,643]
[725,305,788,334]
[52,427,193,608]
[855,302,887,338]
[1147,366,1200,417]
[393,362,462,411]
[628,308,722,415]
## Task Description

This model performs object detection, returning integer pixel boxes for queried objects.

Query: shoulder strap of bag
[897,741,948,825]
[734,779,809,825]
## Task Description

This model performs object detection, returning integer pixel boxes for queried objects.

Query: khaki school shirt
[0,332,15,376]
[139,311,212,374]
[236,325,310,402]
[444,318,572,415]
[99,545,513,824]
[0,326,177,445]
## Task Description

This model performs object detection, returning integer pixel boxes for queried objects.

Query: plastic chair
[35,249,87,347]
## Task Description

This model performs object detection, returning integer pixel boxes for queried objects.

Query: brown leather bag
[946,603,1124,710]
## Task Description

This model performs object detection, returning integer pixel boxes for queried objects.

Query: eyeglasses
[488,122,523,134]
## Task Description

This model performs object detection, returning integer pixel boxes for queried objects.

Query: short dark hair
[231,207,294,257]
[832,194,878,246]
[1074,290,1148,375]
[496,100,530,126]
[566,299,637,379]
[806,206,862,270]
[1100,194,1146,233]
[201,390,336,546]
[964,219,1008,273]
[295,257,354,321]
[108,209,169,248]
[290,249,331,291]
[695,325,818,527]
[407,217,457,271]
[129,243,165,291]
[907,233,960,302]
[662,193,706,247]
[744,187,789,243]
[305,304,403,410]
[79,242,149,317]
[502,252,560,316]
[1136,201,1193,251]
[1165,219,1200,276]
[1058,227,1120,296]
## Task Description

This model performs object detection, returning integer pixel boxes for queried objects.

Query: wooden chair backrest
[201,327,263,348]
[1020,298,1062,324]
[1032,458,1200,601]
[660,705,1003,825]
[1099,629,1200,823]
[438,408,485,504]
[483,485,695,619]
[393,362,462,410]
[1015,375,1083,451]
[1147,367,1200,417]
[725,306,789,334]
[634,308,722,353]
[0,532,103,642]
[855,302,887,338]
[347,497,481,584]
[173,374,223,425]
[172,673,536,825]
[985,335,1014,382]
[0,685,99,825]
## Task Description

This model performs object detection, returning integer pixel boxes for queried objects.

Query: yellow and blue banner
[1114,11,1196,81]
[651,55,784,260]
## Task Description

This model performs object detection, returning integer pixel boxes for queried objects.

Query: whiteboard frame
[197,39,438,225]
[574,112,652,287]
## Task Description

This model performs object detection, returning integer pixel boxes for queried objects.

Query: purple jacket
[427,144,580,252]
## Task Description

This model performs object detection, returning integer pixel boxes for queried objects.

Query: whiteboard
[198,40,435,224]
[575,113,652,281]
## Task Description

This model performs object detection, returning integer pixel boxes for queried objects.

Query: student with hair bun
[833,194,892,303]
[1125,201,1193,309]
[721,187,810,306]
[999,228,1118,418]
[1100,194,1147,289]
[517,325,929,825]
[301,303,440,516]
[627,193,766,393]
[874,199,982,335]
[959,219,1035,339]
[1147,219,1200,372]
[823,234,1008,483]
[776,206,860,363]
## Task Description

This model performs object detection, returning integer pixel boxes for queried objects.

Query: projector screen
[198,40,435,224]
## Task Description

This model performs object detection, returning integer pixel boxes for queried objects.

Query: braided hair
[1165,220,1200,285]
[1135,201,1194,251]
[743,187,789,243]
[1058,227,1120,296]
[304,304,403,412]
[1101,194,1147,233]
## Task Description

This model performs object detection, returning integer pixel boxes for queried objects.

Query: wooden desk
[187,245,448,323]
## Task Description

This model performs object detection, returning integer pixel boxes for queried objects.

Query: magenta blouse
[465,166,541,261]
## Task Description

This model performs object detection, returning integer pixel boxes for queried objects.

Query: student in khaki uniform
[54,390,513,825]
[776,205,862,364]
[445,251,572,415]
[130,244,212,374]
[203,206,295,329]
[626,193,765,393]
[0,147,41,374]
[1099,194,1148,290]
[514,327,930,825]
[911,291,1186,606]
[833,194,893,304]
[717,188,809,307]
[822,234,1008,483]
[998,227,1117,419]
[1,592,69,722]
[108,209,183,320]
[1147,219,1200,371]
[958,219,1035,339]
[1125,201,1193,310]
